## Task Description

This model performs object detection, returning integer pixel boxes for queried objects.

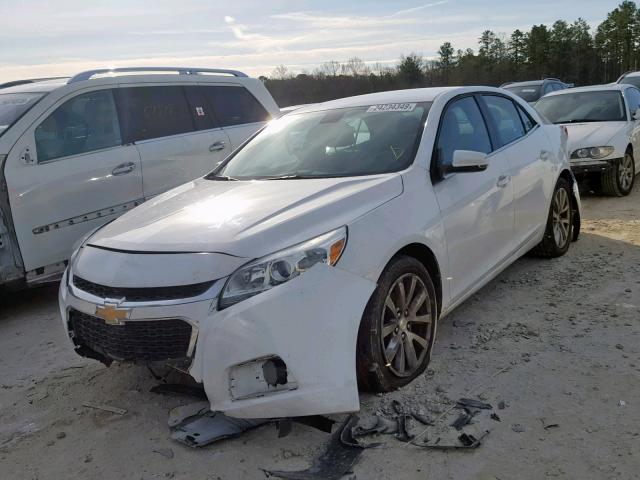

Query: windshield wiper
[206,174,238,181]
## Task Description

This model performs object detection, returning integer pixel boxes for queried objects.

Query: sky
[0,0,623,82]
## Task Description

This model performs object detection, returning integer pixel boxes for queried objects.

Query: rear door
[115,85,232,198]
[432,95,515,301]
[4,88,143,273]
[201,85,272,149]
[479,94,553,244]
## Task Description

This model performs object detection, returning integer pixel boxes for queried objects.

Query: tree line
[264,1,640,106]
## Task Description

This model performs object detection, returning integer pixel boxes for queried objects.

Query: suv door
[115,85,232,198]
[480,94,554,243]
[3,88,143,274]
[432,95,515,302]
[201,85,271,149]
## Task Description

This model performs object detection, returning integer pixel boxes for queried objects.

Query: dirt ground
[1,182,639,480]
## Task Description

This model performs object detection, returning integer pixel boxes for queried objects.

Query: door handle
[539,150,550,161]
[112,162,136,176]
[497,175,511,188]
[209,141,227,152]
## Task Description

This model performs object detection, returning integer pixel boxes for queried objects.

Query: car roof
[0,79,68,94]
[503,80,545,88]
[293,86,508,113]
[542,83,633,97]
[622,71,640,78]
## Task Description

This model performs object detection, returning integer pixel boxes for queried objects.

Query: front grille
[72,276,214,302]
[69,310,192,363]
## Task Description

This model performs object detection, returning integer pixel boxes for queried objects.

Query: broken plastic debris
[456,398,493,410]
[418,430,490,450]
[170,409,269,448]
[264,415,364,480]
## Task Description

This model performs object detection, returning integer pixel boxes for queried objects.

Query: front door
[431,95,515,302]
[4,88,143,273]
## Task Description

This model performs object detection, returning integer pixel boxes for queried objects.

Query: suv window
[543,83,555,95]
[115,86,195,142]
[184,86,217,131]
[0,93,45,138]
[482,95,526,147]
[203,86,270,127]
[624,87,640,117]
[436,96,492,170]
[35,89,122,163]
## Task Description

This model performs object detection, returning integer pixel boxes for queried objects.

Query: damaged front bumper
[60,264,376,418]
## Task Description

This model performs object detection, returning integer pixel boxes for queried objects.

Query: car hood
[563,122,625,154]
[89,174,404,258]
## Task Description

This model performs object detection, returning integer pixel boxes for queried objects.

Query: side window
[184,86,217,131]
[624,88,640,117]
[35,89,121,163]
[482,95,526,148]
[436,96,492,169]
[203,86,271,127]
[115,86,195,142]
[517,105,536,133]
[543,83,554,95]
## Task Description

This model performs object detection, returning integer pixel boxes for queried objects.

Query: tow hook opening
[229,355,298,401]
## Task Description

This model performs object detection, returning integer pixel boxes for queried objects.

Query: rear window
[619,76,640,89]
[535,91,626,124]
[0,93,45,137]
[115,86,195,142]
[203,86,270,127]
[504,85,542,103]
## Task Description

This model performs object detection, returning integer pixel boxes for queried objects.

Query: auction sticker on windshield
[367,103,416,113]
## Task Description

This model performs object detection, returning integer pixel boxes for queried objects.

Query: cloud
[392,1,450,17]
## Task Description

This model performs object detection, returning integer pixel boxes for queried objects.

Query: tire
[356,255,438,392]
[531,177,573,258]
[601,151,635,197]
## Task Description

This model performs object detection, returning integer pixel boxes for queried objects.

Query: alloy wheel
[552,187,571,248]
[619,154,635,192]
[380,273,432,377]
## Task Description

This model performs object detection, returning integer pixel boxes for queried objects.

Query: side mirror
[448,150,489,173]
[633,107,640,121]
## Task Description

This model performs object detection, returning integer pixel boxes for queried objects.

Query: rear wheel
[601,151,635,196]
[531,177,573,258]
[356,255,438,392]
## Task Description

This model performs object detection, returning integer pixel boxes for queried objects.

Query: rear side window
[115,86,195,142]
[436,96,492,169]
[203,86,270,127]
[184,86,217,131]
[517,105,536,132]
[482,95,526,148]
[35,89,122,163]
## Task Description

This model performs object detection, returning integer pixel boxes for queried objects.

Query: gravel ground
[1,182,639,480]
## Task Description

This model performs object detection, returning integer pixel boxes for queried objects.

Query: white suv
[0,67,279,287]
[60,87,581,419]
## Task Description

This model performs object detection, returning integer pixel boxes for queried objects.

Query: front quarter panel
[191,264,376,418]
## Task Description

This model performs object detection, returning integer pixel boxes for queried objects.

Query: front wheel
[531,177,573,258]
[356,255,438,392]
[601,151,635,196]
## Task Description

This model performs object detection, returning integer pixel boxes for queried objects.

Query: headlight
[571,146,614,160]
[219,227,347,309]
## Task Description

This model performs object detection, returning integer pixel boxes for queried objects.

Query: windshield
[214,102,430,180]
[504,85,541,103]
[0,93,45,136]
[620,76,640,89]
[535,91,626,124]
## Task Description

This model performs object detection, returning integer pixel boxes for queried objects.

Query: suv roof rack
[68,67,248,84]
[0,77,69,90]
[543,78,562,82]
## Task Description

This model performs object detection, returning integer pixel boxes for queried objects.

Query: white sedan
[535,84,640,196]
[59,87,581,418]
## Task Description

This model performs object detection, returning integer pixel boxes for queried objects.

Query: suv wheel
[356,255,438,392]
[531,177,573,258]
[601,151,635,196]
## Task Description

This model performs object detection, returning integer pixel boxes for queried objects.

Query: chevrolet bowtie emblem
[95,303,130,326]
